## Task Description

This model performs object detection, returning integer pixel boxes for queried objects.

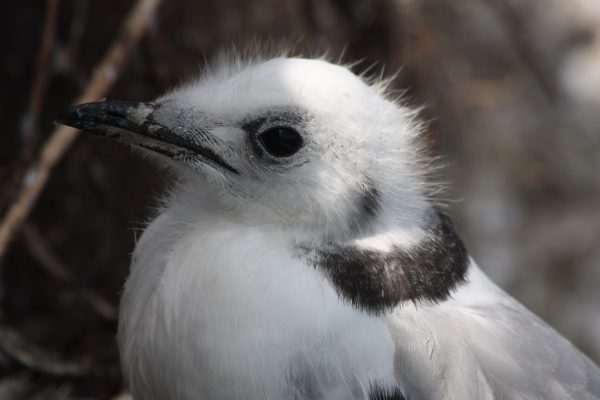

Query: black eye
[258,127,303,157]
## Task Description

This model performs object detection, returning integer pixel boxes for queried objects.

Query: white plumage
[58,54,600,399]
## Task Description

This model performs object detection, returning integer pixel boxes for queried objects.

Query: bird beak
[56,100,239,174]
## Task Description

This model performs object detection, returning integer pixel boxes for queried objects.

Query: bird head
[58,56,432,239]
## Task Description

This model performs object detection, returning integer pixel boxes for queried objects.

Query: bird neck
[164,183,469,313]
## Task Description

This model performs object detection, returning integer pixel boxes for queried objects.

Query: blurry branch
[485,0,559,101]
[0,373,32,399]
[0,0,61,214]
[22,224,71,283]
[64,0,90,71]
[0,0,162,259]
[112,392,133,400]
[31,384,73,400]
[24,0,61,163]
[23,224,117,321]
[0,327,111,378]
[54,0,90,89]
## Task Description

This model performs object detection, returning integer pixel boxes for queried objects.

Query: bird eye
[258,127,303,157]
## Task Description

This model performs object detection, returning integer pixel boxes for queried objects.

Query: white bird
[58,53,600,400]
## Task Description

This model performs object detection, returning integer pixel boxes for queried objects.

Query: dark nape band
[302,208,469,314]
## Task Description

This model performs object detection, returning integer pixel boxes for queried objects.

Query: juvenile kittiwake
[57,53,600,400]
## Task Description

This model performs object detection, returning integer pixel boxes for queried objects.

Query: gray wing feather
[388,266,600,400]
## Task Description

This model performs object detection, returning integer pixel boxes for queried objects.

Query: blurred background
[1,0,599,398]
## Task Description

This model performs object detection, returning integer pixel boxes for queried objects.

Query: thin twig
[54,0,90,88]
[0,326,107,378]
[112,392,133,400]
[23,0,62,162]
[0,0,61,213]
[64,0,89,67]
[0,0,162,259]
[485,0,559,101]
[23,224,71,282]
[23,224,117,321]
[30,383,73,400]
[0,373,33,399]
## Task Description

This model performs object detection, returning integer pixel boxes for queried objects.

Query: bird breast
[117,211,397,399]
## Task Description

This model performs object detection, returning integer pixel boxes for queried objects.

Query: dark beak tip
[54,109,80,128]
[55,108,74,126]
[55,101,113,130]
[55,103,89,129]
